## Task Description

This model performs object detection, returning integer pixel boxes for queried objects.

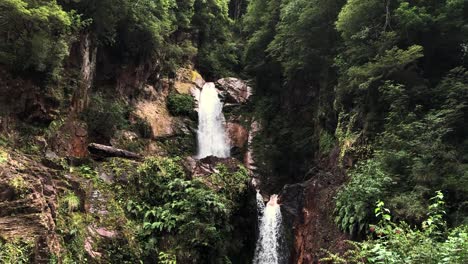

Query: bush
[0,0,79,79]
[167,93,195,116]
[0,239,33,264]
[335,159,392,235]
[81,94,130,141]
[324,192,468,263]
[120,157,249,263]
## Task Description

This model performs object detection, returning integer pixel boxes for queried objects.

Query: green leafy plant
[118,157,247,262]
[167,93,195,116]
[324,192,468,263]
[61,192,80,213]
[0,238,33,264]
[158,251,177,264]
[335,159,392,235]
[0,148,8,163]
[9,176,29,198]
[81,94,130,140]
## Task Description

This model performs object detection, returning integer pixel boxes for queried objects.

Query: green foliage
[319,131,336,155]
[324,193,468,263]
[158,251,177,264]
[267,0,345,78]
[0,239,33,264]
[8,176,29,198]
[192,0,239,78]
[81,94,130,140]
[0,148,7,163]
[210,164,250,201]
[132,118,153,139]
[56,206,89,264]
[167,93,195,116]
[0,0,80,79]
[61,191,81,213]
[335,159,392,235]
[118,157,248,262]
[335,0,384,41]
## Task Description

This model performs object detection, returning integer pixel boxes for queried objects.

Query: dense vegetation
[0,0,238,80]
[51,158,250,263]
[243,0,467,238]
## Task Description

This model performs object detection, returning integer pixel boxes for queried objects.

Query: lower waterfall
[254,192,283,264]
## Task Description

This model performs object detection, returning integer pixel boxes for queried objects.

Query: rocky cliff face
[0,40,256,261]
[0,149,61,262]
[278,148,349,263]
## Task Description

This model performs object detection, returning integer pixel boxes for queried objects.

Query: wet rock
[227,122,249,149]
[216,78,252,104]
[279,181,308,221]
[49,120,89,158]
[244,120,262,172]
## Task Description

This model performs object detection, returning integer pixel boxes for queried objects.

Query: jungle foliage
[324,193,468,263]
[114,157,250,263]
[243,0,468,238]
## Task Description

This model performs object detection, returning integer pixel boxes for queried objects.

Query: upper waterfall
[196,82,230,159]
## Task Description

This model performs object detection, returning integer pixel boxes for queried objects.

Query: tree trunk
[88,143,142,160]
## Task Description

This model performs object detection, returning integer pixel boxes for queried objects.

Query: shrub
[324,192,468,263]
[120,157,248,263]
[335,159,392,235]
[0,0,80,79]
[0,239,33,264]
[132,118,153,139]
[82,94,130,141]
[167,93,195,116]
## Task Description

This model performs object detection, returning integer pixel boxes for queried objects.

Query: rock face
[0,67,59,124]
[226,122,249,149]
[0,150,61,262]
[282,148,349,263]
[244,120,261,174]
[49,120,89,158]
[133,83,193,139]
[71,33,97,114]
[216,78,252,104]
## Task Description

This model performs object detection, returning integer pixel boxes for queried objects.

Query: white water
[254,193,283,264]
[197,82,230,158]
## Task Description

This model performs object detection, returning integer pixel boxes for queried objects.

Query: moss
[9,176,29,198]
[0,148,8,163]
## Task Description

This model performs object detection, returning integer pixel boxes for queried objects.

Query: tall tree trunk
[71,33,97,114]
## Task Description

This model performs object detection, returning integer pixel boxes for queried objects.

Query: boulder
[216,78,252,104]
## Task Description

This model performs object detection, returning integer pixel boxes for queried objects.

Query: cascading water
[197,82,230,158]
[254,193,283,264]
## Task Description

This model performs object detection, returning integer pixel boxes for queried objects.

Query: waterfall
[197,82,230,158]
[254,193,283,264]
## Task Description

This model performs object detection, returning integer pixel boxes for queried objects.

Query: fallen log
[88,143,142,160]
